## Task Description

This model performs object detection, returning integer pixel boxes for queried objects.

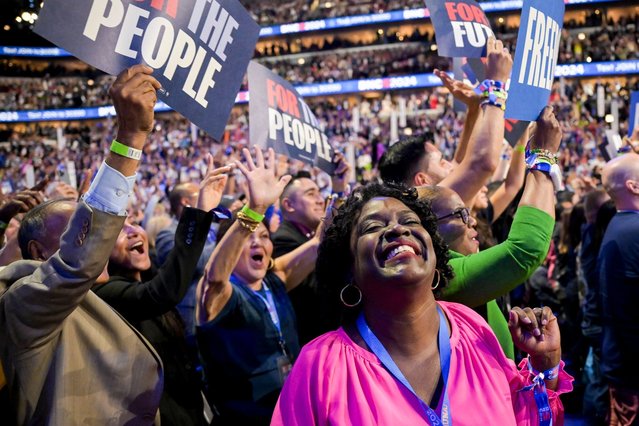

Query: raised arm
[440,38,513,206]
[196,147,291,324]
[433,69,481,166]
[489,126,529,221]
[0,65,159,347]
[441,108,561,306]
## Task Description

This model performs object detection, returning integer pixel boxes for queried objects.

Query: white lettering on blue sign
[517,6,561,90]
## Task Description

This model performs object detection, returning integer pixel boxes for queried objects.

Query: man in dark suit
[272,155,349,343]
[0,65,164,425]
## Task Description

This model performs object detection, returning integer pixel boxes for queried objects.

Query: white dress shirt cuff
[82,161,136,216]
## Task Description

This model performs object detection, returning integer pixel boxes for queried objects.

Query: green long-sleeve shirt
[441,206,554,358]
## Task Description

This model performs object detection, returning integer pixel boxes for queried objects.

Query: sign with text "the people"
[34,0,260,140]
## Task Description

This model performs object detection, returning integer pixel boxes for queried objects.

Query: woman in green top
[419,107,561,359]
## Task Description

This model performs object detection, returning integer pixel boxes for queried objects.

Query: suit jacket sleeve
[95,207,213,321]
[1,202,125,350]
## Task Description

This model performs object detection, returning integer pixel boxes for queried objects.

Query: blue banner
[2,60,639,123]
[424,0,493,57]
[248,61,335,173]
[0,46,71,57]
[33,0,260,140]
[629,91,639,136]
[506,0,565,121]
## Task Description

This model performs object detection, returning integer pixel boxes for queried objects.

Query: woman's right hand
[529,106,562,153]
[235,146,292,214]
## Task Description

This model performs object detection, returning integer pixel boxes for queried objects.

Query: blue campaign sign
[506,0,565,121]
[248,62,336,174]
[34,0,260,140]
[629,91,639,136]
[423,0,494,58]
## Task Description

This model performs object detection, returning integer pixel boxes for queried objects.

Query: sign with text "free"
[506,0,565,121]
[34,0,260,140]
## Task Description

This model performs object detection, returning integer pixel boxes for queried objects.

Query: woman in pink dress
[272,180,573,425]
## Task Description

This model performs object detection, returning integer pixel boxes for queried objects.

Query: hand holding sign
[110,64,161,148]
[529,107,562,154]
[234,146,292,214]
[485,37,513,82]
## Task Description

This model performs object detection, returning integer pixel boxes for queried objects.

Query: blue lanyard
[356,306,452,426]
[520,363,554,426]
[252,283,281,334]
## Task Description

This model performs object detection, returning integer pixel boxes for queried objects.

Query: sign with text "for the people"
[424,0,494,58]
[34,0,260,140]
[248,62,336,174]
[505,0,565,121]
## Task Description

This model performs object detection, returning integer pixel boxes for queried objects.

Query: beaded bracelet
[236,211,261,233]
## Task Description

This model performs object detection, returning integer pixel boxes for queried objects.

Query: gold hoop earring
[431,269,441,290]
[268,258,275,270]
[340,283,362,307]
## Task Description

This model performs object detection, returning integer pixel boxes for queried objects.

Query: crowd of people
[0,1,638,422]
[0,8,637,111]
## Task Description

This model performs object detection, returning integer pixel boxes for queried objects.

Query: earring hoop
[431,269,441,290]
[268,258,275,270]
[340,283,362,307]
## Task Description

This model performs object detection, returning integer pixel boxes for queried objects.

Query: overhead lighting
[586,56,592,63]
[578,32,586,41]
[605,114,614,123]
[3,25,9,31]
[498,17,504,24]
[15,16,22,23]
[21,11,31,21]
[430,44,438,51]
[297,58,305,65]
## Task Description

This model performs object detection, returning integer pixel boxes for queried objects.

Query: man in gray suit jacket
[0,65,164,425]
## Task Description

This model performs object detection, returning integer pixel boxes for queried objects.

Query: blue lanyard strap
[356,305,452,426]
[519,360,554,426]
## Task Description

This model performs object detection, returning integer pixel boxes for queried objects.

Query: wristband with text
[110,140,142,160]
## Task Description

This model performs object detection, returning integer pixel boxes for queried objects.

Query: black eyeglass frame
[436,207,470,225]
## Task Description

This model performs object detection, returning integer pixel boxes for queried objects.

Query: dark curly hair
[316,183,454,321]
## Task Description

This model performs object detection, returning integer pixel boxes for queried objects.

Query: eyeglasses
[436,207,470,225]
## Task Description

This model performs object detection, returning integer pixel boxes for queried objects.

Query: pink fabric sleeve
[271,339,327,425]
[509,359,574,426]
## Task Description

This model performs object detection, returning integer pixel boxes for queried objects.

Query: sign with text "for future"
[34,0,260,140]
[505,0,565,121]
[424,0,494,58]
[248,62,336,174]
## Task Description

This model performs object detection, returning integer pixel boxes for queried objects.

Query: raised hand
[331,151,351,194]
[0,189,45,224]
[508,306,561,370]
[530,106,562,153]
[485,37,513,82]
[197,154,231,212]
[434,69,481,108]
[234,146,292,214]
[109,64,161,149]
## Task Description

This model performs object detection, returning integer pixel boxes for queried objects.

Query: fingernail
[508,311,515,323]
[522,317,532,324]
[539,333,545,341]
[533,328,541,337]
[542,319,548,326]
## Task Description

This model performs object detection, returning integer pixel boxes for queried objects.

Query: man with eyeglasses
[419,108,562,359]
